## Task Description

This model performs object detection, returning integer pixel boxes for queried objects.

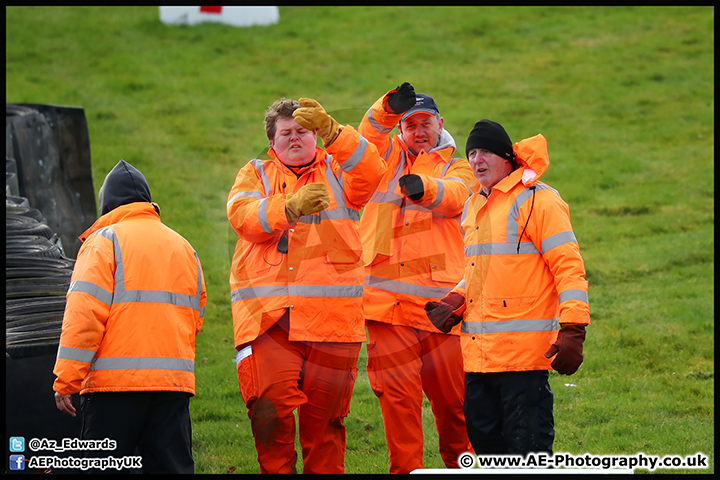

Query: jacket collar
[266,146,327,173]
[79,202,160,243]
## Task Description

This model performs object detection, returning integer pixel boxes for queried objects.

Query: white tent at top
[159,6,279,27]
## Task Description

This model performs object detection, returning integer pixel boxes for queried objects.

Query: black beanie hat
[465,119,514,163]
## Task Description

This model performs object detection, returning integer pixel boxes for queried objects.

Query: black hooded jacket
[97,160,152,216]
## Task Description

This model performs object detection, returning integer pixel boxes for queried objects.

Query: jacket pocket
[324,249,362,265]
[235,346,259,408]
[485,296,536,312]
[324,249,364,275]
[339,366,359,419]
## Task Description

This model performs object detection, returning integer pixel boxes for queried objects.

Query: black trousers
[80,391,194,474]
[464,370,554,455]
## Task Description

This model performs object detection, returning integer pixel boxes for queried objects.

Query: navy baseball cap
[400,93,440,122]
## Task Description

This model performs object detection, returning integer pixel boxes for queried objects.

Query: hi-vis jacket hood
[97,160,153,216]
[454,133,589,373]
[511,133,550,188]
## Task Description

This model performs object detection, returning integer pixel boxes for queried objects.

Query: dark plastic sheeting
[6,103,97,259]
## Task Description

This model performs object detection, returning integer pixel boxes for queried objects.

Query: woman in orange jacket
[358,83,477,473]
[227,98,386,474]
[53,160,206,474]
[426,120,590,455]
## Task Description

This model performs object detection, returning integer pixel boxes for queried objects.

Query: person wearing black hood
[52,160,206,474]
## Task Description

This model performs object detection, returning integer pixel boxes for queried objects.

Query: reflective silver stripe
[507,184,558,242]
[440,158,460,177]
[370,149,405,204]
[364,275,451,299]
[88,226,115,241]
[298,207,360,223]
[389,150,406,191]
[114,290,199,309]
[231,284,362,301]
[427,178,444,210]
[340,135,368,172]
[258,198,272,234]
[227,190,263,207]
[103,229,124,294]
[232,285,288,302]
[462,318,559,334]
[446,175,475,196]
[99,227,205,315]
[111,266,203,312]
[323,155,347,209]
[541,231,577,254]
[90,356,194,372]
[461,198,470,226]
[68,280,113,306]
[369,190,402,206]
[251,159,272,197]
[57,345,96,364]
[289,284,362,297]
[559,289,589,304]
[194,251,203,317]
[465,242,540,256]
[442,158,474,195]
[401,202,460,219]
[464,243,482,257]
[367,108,394,135]
[464,185,574,257]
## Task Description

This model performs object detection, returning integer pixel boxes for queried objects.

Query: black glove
[386,82,416,114]
[544,323,587,375]
[399,174,424,201]
[424,292,465,334]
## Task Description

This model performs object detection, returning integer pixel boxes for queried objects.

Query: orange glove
[544,323,587,375]
[424,292,465,334]
[292,98,341,147]
[285,183,330,224]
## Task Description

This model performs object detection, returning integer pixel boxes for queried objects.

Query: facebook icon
[10,454,25,470]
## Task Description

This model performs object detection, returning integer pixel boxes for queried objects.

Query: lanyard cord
[517,186,536,254]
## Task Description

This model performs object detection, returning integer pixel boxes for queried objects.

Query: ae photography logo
[457,451,709,471]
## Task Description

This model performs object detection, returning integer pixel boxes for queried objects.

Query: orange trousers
[366,320,471,474]
[236,313,361,474]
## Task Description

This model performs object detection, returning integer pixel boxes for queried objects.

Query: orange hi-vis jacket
[359,92,479,333]
[227,125,386,346]
[53,202,206,395]
[453,134,590,373]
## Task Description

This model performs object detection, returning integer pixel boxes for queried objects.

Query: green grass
[6,6,713,474]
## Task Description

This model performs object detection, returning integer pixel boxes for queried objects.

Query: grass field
[6,6,714,474]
